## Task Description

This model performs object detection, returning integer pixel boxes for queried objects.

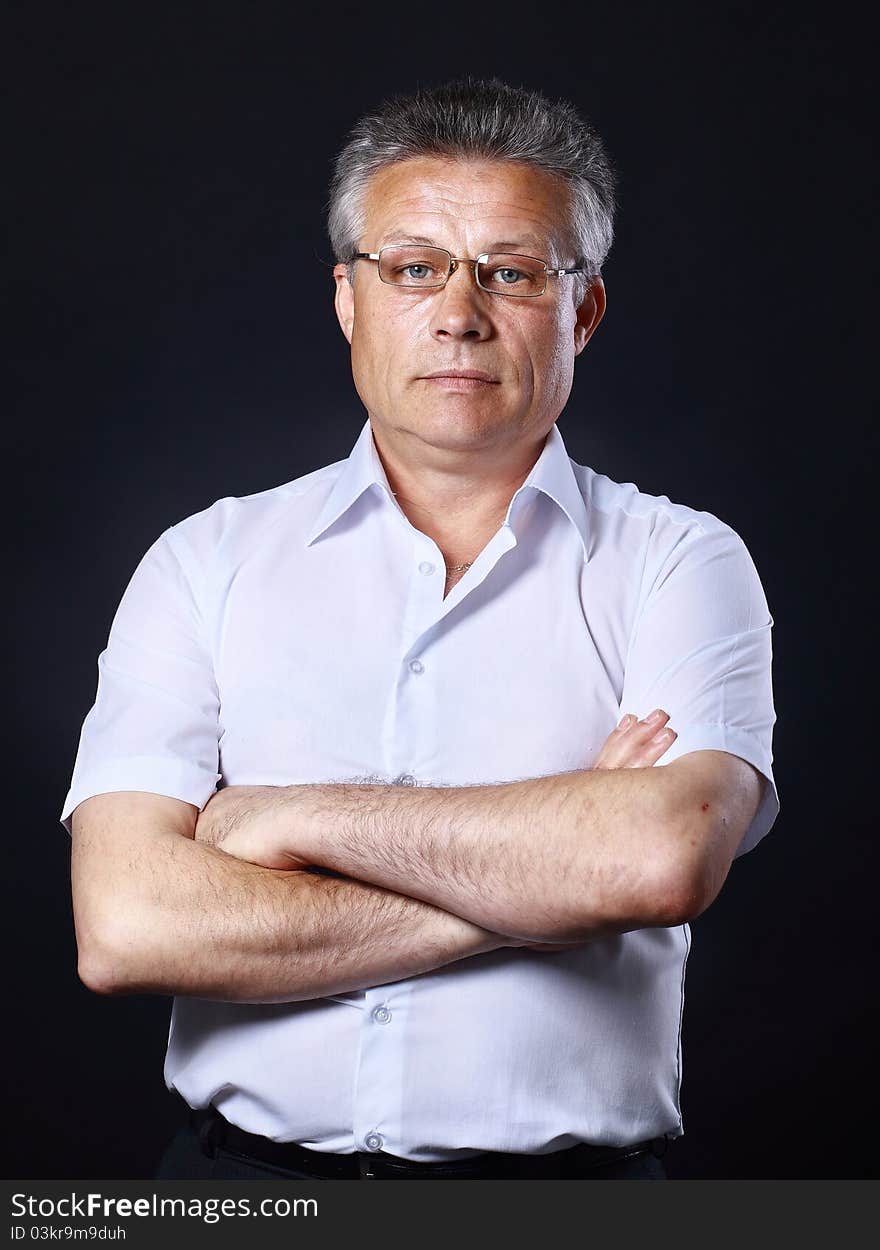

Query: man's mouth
[420,370,499,388]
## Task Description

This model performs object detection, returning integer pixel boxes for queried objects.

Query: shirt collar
[305,418,590,563]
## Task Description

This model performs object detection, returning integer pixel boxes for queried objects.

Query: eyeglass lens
[377,245,547,296]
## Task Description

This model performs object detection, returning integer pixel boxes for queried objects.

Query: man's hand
[592,709,677,771]
[194,785,312,870]
[517,710,677,950]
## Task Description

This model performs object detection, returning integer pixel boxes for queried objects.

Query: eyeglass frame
[348,245,588,299]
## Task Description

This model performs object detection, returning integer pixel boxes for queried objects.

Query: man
[61,78,779,1181]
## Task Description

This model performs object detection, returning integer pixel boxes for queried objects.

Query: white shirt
[61,417,780,1161]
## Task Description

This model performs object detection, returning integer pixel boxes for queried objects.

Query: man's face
[333,157,605,459]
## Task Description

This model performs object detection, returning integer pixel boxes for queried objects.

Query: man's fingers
[616,709,668,734]
[597,709,676,769]
[638,727,677,762]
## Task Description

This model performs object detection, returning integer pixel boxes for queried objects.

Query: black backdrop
[5,1,873,1180]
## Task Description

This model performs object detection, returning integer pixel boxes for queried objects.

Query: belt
[191,1106,667,1179]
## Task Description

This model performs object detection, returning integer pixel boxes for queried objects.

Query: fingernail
[618,714,634,730]
[647,709,665,723]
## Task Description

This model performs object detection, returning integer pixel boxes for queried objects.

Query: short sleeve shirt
[60,418,780,1159]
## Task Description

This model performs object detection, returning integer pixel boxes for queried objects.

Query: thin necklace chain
[390,491,474,575]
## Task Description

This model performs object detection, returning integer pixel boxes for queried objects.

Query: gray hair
[327,77,618,305]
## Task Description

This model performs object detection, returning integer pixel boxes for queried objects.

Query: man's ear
[333,263,355,344]
[573,277,606,357]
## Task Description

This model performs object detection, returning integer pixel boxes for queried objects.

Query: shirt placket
[352,523,517,1159]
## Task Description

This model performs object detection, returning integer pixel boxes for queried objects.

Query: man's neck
[371,423,549,562]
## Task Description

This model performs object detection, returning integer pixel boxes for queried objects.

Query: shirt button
[364,1133,384,1152]
[409,659,424,675]
[418,561,435,575]
[372,1006,391,1024]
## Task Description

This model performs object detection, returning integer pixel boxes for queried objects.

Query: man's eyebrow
[376,233,439,248]
[486,239,547,253]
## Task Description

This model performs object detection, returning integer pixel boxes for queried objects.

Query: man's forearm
[75,823,510,1003]
[254,766,685,944]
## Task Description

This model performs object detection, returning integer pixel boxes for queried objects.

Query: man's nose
[428,261,493,340]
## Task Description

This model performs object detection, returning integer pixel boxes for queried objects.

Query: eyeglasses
[349,245,586,298]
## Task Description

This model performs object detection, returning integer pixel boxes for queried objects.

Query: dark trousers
[154,1118,668,1180]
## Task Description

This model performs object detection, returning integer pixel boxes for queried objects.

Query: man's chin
[397,415,516,453]
[383,399,514,432]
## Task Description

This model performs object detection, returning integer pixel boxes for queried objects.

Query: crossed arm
[194,711,762,944]
[73,804,511,1004]
[72,711,763,1002]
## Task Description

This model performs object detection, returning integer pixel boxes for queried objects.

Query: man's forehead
[361,157,566,243]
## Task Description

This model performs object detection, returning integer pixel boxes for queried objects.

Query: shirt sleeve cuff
[59,756,221,835]
[654,723,780,858]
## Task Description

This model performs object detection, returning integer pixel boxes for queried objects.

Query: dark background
[5,1,872,1179]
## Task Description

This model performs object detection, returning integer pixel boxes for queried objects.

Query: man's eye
[398,264,437,281]
[480,260,545,294]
